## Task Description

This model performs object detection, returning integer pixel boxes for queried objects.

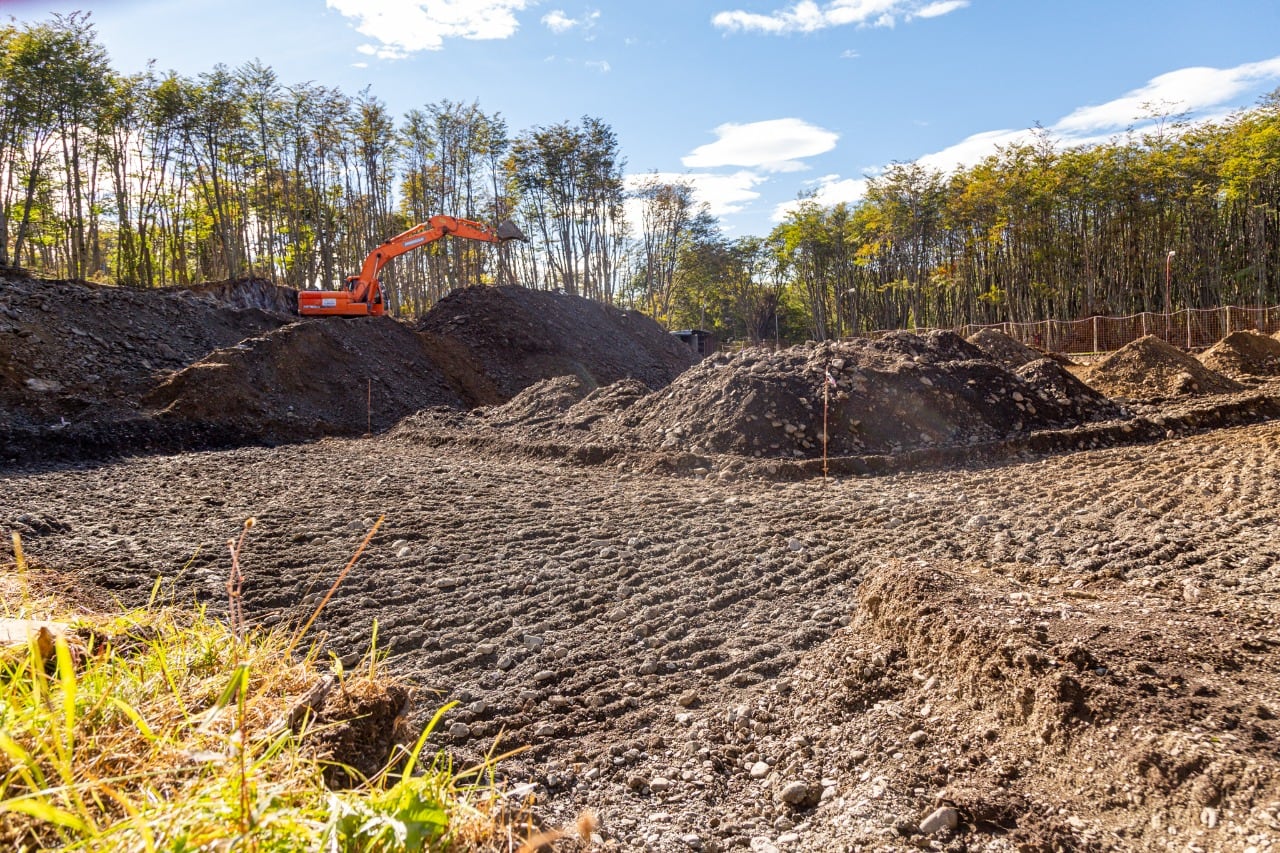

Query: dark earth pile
[1083,335,1242,398]
[615,332,1121,458]
[966,327,1043,369]
[1198,329,1280,377]
[415,285,698,398]
[1,276,697,462]
[144,317,466,443]
[0,273,291,432]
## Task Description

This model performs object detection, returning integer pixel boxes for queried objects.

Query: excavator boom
[298,215,525,317]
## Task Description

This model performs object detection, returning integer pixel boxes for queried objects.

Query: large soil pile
[0,273,291,431]
[415,285,698,398]
[144,318,466,443]
[1198,330,1280,377]
[612,332,1122,458]
[1083,335,1242,398]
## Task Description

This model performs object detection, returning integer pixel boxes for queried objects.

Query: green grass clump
[0,535,525,852]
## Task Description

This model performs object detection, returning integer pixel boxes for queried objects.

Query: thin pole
[367,378,372,436]
[822,365,831,482]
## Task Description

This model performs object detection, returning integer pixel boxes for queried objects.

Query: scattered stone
[778,780,819,808]
[919,806,959,835]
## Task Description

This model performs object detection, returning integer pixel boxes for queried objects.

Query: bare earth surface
[4,275,1280,851]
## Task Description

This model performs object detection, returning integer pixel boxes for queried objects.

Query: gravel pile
[1083,335,1242,398]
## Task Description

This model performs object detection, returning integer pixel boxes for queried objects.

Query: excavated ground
[5,275,1280,851]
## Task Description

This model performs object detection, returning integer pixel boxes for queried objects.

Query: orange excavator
[297,215,526,317]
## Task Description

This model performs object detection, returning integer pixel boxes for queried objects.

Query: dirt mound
[1015,358,1124,423]
[415,285,697,398]
[614,332,1120,459]
[1198,330,1280,377]
[966,327,1042,369]
[1083,335,1242,398]
[144,318,466,442]
[0,273,289,432]
[734,558,1280,849]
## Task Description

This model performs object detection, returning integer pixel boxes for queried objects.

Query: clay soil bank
[6,425,1280,852]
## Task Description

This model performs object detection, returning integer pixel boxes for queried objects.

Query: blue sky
[7,0,1280,236]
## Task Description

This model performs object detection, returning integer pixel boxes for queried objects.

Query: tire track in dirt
[7,423,1280,849]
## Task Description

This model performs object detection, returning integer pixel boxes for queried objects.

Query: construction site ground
[4,274,1280,852]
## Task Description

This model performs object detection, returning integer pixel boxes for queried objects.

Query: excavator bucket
[496,219,527,242]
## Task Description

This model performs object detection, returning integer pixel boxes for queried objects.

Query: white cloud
[712,0,965,35]
[327,0,531,56]
[911,1,967,19]
[683,118,839,173]
[912,57,1280,174]
[625,171,768,217]
[840,48,860,59]
[542,9,601,35]
[773,174,869,221]
[542,10,576,33]
[1053,58,1280,135]
[585,59,611,73]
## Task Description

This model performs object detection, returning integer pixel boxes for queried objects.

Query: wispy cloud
[773,174,870,221]
[769,56,1280,223]
[585,59,611,73]
[1053,58,1280,135]
[712,0,967,35]
[541,9,601,35]
[626,171,768,217]
[912,1,967,19]
[683,118,839,173]
[915,56,1280,174]
[328,0,531,58]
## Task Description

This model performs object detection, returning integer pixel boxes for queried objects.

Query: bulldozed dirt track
[4,274,1280,851]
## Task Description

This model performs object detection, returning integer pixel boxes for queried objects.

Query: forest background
[2,13,1279,344]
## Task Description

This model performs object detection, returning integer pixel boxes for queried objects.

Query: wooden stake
[822,366,830,483]
[366,377,372,437]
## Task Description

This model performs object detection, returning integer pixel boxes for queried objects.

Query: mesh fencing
[873,306,1280,355]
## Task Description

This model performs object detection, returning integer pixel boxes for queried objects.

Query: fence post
[1092,316,1099,352]
[1186,311,1192,350]
[1141,314,1147,337]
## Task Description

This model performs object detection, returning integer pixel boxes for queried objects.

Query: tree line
[3,13,1278,344]
[0,13,628,314]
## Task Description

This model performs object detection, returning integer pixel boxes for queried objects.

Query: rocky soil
[4,276,1280,851]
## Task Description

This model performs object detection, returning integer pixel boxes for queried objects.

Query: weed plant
[0,526,529,852]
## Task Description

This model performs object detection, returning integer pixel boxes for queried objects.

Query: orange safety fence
[869,305,1280,355]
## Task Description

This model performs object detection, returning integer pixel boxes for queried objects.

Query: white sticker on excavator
[322,298,337,307]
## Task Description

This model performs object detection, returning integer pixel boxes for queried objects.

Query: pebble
[908,729,928,746]
[650,777,673,793]
[448,722,470,739]
[681,834,703,849]
[787,538,804,552]
[919,806,959,834]
[750,839,780,853]
[522,634,544,650]
[778,780,816,806]
[750,761,771,779]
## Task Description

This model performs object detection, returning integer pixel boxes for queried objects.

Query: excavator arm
[299,215,525,317]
